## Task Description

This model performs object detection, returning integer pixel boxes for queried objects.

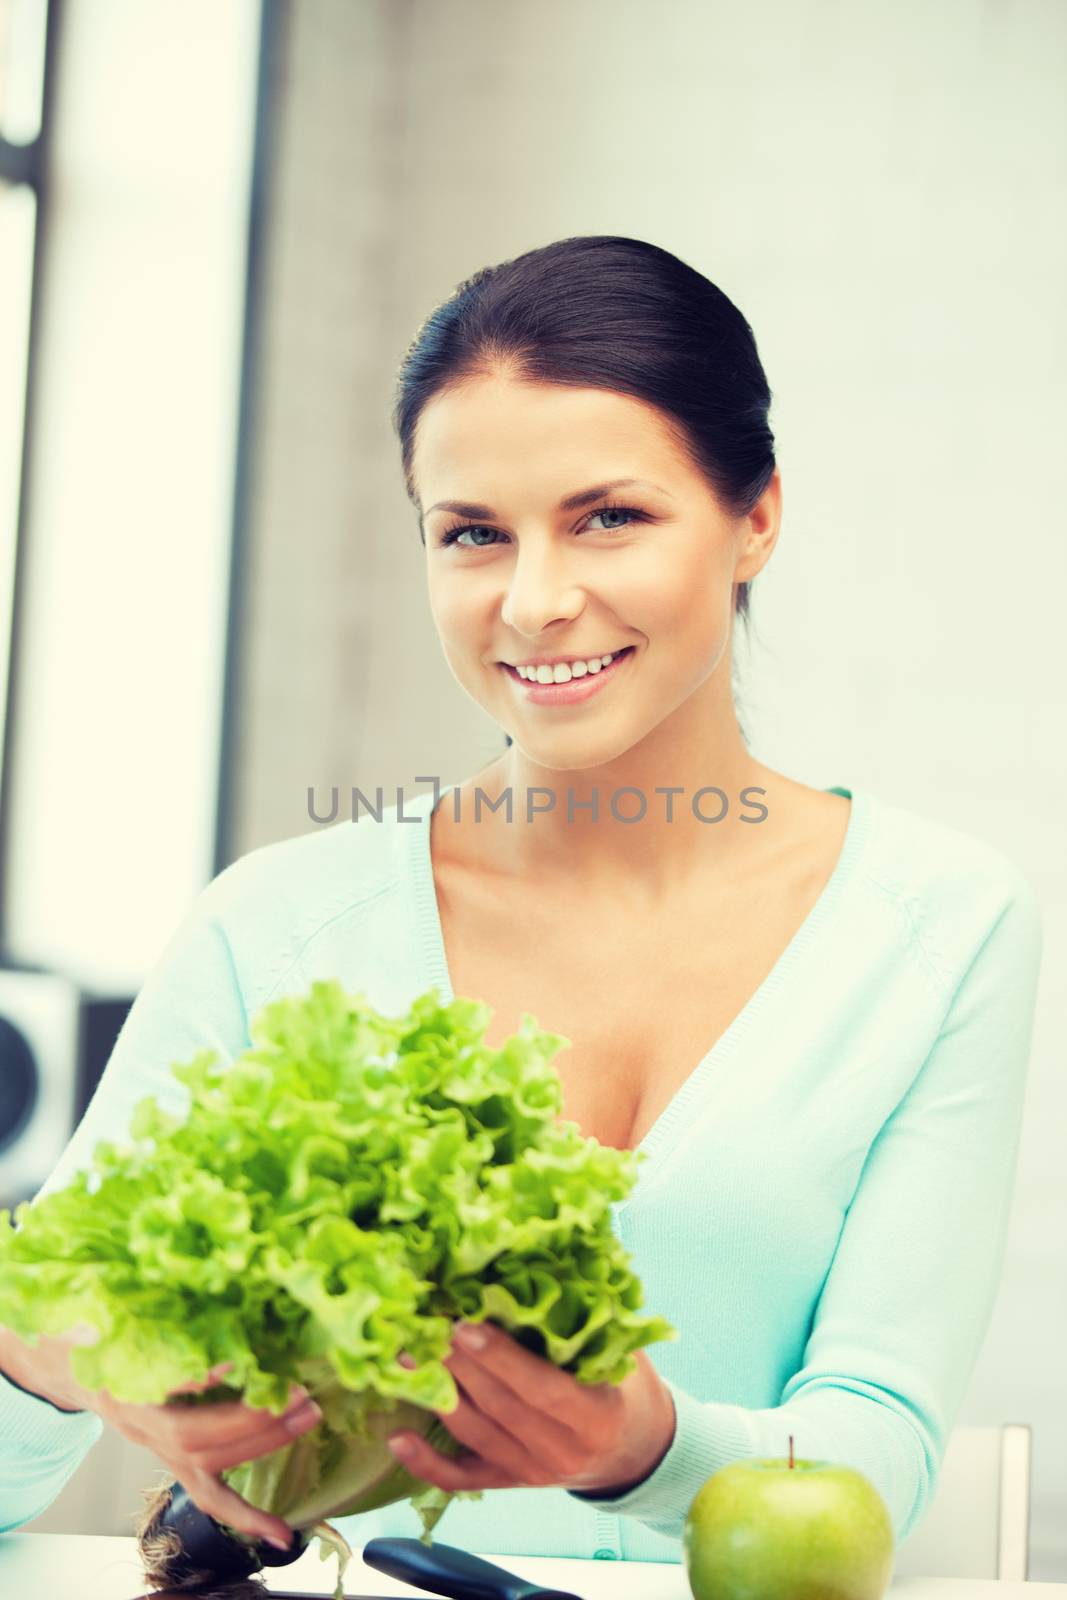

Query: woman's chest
[434,873,818,1154]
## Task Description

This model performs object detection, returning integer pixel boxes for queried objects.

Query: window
[0,0,48,820]
[1,0,261,987]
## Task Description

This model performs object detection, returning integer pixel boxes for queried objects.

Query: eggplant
[136,1478,309,1597]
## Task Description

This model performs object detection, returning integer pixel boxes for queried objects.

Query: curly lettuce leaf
[0,980,677,1586]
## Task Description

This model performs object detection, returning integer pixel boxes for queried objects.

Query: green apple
[683,1442,894,1600]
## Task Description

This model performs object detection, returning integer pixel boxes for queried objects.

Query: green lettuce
[0,982,676,1596]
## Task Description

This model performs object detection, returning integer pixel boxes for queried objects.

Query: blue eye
[437,502,648,549]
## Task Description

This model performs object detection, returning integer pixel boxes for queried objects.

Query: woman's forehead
[412,381,685,502]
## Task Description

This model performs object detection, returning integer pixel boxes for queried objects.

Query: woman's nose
[500,547,584,635]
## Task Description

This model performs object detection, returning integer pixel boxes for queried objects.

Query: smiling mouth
[501,647,635,683]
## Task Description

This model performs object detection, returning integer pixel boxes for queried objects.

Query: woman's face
[415,373,778,770]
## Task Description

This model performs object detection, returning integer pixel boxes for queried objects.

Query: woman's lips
[500,646,635,705]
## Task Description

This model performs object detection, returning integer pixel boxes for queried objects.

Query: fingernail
[264,1533,291,1552]
[397,1351,416,1369]
[285,1385,310,1409]
[284,1400,322,1434]
[456,1322,487,1351]
[389,1434,414,1459]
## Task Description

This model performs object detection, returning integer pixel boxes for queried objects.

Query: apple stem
[789,1434,794,1469]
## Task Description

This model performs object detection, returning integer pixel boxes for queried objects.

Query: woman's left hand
[387,1321,676,1495]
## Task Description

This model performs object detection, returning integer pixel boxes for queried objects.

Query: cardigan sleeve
[570,869,1043,1549]
[0,880,251,1533]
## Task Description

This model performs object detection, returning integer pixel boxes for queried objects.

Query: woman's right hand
[0,1326,321,1551]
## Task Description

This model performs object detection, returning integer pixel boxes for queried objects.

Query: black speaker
[0,963,133,1211]
[75,990,135,1124]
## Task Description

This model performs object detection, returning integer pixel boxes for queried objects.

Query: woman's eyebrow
[424,477,674,520]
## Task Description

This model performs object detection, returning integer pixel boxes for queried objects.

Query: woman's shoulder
[858,784,1038,899]
[854,785,1043,990]
[192,796,425,958]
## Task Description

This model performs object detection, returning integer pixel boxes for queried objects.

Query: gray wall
[228,0,503,857]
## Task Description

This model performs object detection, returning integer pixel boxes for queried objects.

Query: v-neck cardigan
[0,783,1043,1567]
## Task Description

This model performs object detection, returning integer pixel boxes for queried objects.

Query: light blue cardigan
[0,784,1043,1564]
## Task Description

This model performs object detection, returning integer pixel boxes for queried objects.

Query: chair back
[892,1422,1030,1580]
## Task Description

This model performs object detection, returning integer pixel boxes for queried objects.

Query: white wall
[3,0,259,993]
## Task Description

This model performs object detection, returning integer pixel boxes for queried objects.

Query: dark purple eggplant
[135,1478,308,1597]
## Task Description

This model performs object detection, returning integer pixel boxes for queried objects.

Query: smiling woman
[0,235,1045,1580]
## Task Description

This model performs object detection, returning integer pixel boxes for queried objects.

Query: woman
[0,236,1044,1566]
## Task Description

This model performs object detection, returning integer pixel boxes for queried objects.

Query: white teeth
[516,650,624,683]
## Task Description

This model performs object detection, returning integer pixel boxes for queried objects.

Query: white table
[1,1532,1064,1598]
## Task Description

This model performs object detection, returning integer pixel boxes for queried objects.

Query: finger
[167,1369,235,1395]
[449,1323,581,1420]
[181,1466,297,1552]
[55,1322,101,1349]
[444,1337,607,1472]
[161,1386,314,1452]
[426,1385,551,1486]
[191,1400,323,1475]
[441,1350,579,1452]
[443,1349,522,1425]
[387,1427,519,1493]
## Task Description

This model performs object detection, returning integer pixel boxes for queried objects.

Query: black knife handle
[361,1535,585,1600]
